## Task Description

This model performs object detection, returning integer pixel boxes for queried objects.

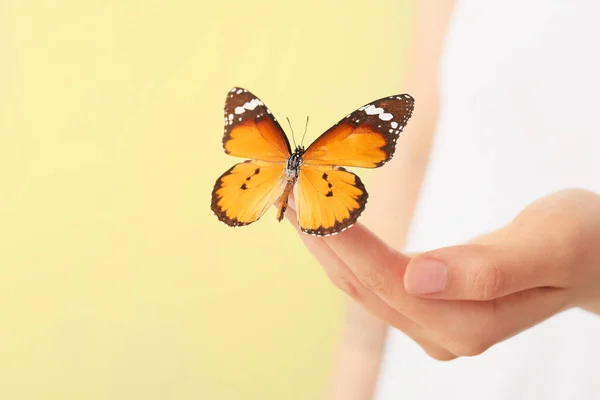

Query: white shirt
[376,1,600,399]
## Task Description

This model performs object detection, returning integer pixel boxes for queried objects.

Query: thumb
[403,227,573,301]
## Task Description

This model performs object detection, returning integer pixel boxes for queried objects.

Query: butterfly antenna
[286,117,298,148]
[300,116,310,147]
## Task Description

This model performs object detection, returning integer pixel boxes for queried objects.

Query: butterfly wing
[302,94,414,168]
[223,87,292,162]
[211,160,287,227]
[295,165,367,236]
[294,94,414,235]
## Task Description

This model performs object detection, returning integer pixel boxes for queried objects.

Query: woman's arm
[325,1,456,399]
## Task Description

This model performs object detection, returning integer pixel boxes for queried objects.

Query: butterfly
[211,87,414,236]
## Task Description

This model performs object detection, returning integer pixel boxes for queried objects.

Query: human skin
[286,188,600,361]
[300,1,600,400]
[317,1,458,399]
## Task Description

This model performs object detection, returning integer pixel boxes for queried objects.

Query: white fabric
[376,1,600,399]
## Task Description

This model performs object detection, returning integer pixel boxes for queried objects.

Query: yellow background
[0,1,413,398]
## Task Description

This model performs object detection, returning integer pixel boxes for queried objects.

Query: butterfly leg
[276,180,295,221]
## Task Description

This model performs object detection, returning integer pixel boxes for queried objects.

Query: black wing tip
[227,86,249,94]
[225,87,260,102]
[222,87,292,157]
[375,93,416,166]
[385,93,415,104]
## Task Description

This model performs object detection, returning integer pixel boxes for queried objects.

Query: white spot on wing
[234,106,245,114]
[244,102,256,111]
[243,98,261,111]
[391,121,398,129]
[364,104,384,115]
[379,112,393,121]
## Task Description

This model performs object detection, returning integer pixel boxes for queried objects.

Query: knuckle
[357,269,387,294]
[469,260,508,300]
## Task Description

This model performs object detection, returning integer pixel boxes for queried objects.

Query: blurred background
[0,0,413,398]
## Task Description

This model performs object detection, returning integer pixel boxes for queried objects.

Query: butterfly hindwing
[302,94,414,168]
[211,160,287,227]
[296,165,367,236]
[223,87,292,162]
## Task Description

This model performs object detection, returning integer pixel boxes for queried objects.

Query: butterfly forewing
[302,94,414,168]
[223,87,292,162]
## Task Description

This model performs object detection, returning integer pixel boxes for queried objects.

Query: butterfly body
[273,147,304,221]
[285,147,305,179]
[211,87,414,236]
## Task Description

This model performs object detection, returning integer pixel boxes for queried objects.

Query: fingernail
[405,258,448,294]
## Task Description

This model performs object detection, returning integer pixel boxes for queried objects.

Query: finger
[287,195,440,315]
[284,205,455,359]
[286,196,503,353]
[323,221,412,300]
[285,204,403,317]
[286,195,407,298]
[403,222,574,300]
[413,286,571,358]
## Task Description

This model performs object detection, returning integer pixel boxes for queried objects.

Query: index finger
[286,197,411,302]
[324,221,411,298]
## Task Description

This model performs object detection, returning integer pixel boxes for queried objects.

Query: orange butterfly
[211,87,414,236]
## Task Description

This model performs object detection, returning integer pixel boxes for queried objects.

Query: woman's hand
[287,188,600,360]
